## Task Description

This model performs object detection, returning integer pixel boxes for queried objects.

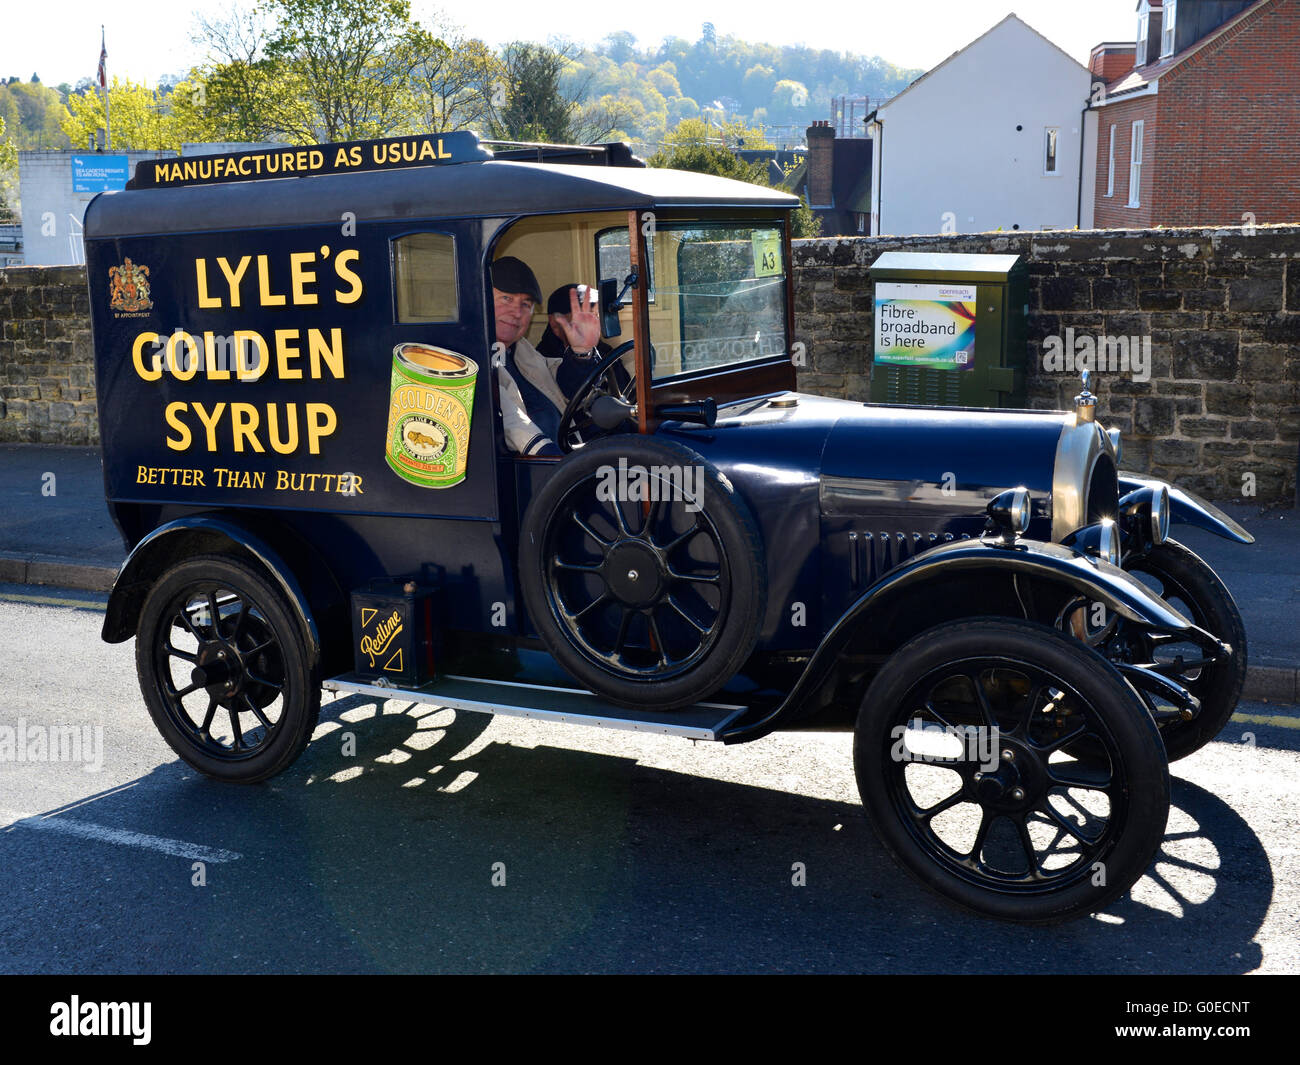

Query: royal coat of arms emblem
[108,258,152,313]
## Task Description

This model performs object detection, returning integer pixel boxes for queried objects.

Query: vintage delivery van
[86,132,1253,923]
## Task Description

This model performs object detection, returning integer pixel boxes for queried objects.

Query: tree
[647,137,821,238]
[646,67,680,101]
[259,0,430,142]
[662,115,772,151]
[646,141,765,183]
[187,4,290,142]
[406,29,500,135]
[0,80,70,149]
[602,31,638,64]
[490,42,576,142]
[740,64,774,110]
[0,114,16,171]
[61,79,204,151]
[490,41,626,144]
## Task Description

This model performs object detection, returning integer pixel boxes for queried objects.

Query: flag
[97,29,107,88]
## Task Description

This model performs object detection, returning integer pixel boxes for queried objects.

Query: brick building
[1091,0,1300,228]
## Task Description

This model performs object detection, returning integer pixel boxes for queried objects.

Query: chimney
[806,120,835,208]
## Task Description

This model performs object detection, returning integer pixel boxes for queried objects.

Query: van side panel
[87,215,512,636]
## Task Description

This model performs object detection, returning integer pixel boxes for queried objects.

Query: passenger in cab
[492,258,602,457]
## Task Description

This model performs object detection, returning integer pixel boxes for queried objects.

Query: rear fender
[102,516,321,664]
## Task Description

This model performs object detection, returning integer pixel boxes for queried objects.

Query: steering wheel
[556,340,637,454]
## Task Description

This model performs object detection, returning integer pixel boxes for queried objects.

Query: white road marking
[0,809,242,862]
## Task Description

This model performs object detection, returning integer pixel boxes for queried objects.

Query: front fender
[102,516,321,663]
[721,536,1197,744]
[1119,473,1254,545]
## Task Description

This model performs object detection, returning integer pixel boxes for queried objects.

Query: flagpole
[100,26,111,150]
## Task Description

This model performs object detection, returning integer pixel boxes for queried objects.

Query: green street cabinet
[867,251,1029,408]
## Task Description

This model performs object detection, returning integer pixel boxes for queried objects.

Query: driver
[492,257,601,457]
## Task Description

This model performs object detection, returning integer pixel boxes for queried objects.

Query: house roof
[879,13,1091,112]
[1097,0,1276,102]
[843,170,873,214]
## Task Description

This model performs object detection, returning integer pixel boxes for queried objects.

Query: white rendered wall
[18,150,168,266]
[873,17,1093,236]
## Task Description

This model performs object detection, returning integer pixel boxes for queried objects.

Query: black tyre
[1117,540,1247,761]
[135,554,321,783]
[853,618,1169,923]
[519,435,766,710]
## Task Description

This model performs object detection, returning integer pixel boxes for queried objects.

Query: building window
[1044,127,1060,175]
[1106,125,1117,196]
[1162,0,1178,57]
[1137,7,1150,62]
[393,232,458,322]
[1128,120,1145,208]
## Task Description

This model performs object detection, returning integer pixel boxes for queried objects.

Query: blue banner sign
[72,155,130,193]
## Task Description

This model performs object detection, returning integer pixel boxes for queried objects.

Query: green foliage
[490,42,576,142]
[0,116,13,170]
[186,3,514,145]
[0,80,71,150]
[259,0,430,142]
[646,141,767,183]
[790,196,822,239]
[0,115,15,219]
[662,116,772,151]
[647,135,821,239]
[60,78,211,151]
[407,34,499,135]
[186,4,294,142]
[489,42,627,145]
[561,31,922,150]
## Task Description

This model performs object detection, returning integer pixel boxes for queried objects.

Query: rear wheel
[135,554,320,783]
[854,618,1169,923]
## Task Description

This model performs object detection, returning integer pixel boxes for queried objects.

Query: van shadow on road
[5,694,1274,974]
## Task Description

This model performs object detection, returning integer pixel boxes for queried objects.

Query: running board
[322,672,749,741]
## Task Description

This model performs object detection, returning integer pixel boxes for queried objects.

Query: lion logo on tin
[402,420,448,460]
[108,258,153,314]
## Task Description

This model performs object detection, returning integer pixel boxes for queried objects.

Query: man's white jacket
[496,336,571,457]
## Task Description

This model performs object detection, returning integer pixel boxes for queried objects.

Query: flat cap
[491,256,542,304]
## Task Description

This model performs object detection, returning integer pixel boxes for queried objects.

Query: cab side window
[393,232,458,322]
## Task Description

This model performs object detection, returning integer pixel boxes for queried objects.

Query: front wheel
[135,554,321,783]
[1116,540,1247,761]
[854,618,1169,923]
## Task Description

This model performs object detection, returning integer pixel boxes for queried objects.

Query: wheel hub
[193,641,244,700]
[969,740,1044,812]
[603,540,665,607]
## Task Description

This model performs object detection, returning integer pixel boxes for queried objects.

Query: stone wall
[2,225,1299,501]
[794,224,1300,503]
[0,266,96,445]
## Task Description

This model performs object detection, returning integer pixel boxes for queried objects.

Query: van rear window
[393,233,458,322]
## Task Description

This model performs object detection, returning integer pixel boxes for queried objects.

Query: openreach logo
[0,719,104,772]
[595,458,705,514]
[1042,327,1152,383]
[50,996,151,1045]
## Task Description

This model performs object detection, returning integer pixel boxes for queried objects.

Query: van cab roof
[85,157,798,240]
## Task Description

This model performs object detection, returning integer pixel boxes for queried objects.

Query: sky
[1,0,1145,89]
